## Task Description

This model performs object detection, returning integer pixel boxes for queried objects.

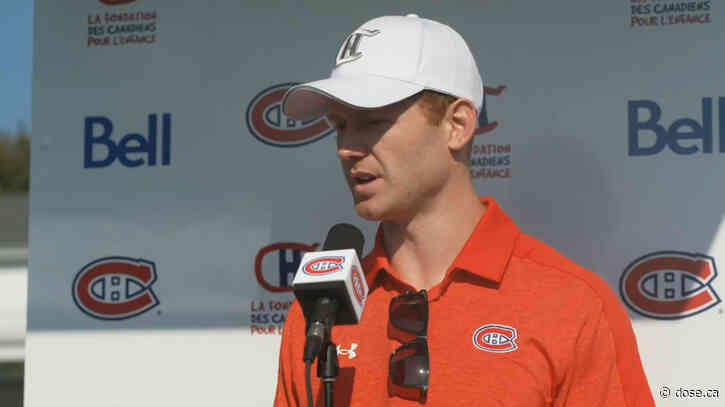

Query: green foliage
[0,129,30,193]
[0,362,23,385]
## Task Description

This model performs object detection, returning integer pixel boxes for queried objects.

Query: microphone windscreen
[322,223,365,259]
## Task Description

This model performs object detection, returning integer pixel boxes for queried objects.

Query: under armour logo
[336,343,358,359]
[336,29,380,66]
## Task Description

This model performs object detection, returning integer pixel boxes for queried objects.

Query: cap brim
[282,76,424,121]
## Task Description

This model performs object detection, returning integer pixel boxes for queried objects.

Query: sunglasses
[388,290,430,401]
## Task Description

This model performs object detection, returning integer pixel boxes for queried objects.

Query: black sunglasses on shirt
[389,289,430,401]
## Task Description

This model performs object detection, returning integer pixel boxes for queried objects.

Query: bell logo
[628,98,725,156]
[84,113,172,168]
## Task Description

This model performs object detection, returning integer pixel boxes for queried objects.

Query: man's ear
[446,99,477,152]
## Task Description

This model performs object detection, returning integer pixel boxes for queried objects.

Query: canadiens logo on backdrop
[72,257,160,320]
[255,242,319,292]
[351,266,366,306]
[471,85,511,180]
[246,83,336,147]
[251,242,312,336]
[473,324,519,353]
[620,251,721,319]
[303,256,345,276]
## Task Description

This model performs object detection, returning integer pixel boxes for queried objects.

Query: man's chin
[353,199,384,221]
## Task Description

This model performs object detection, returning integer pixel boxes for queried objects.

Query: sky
[0,1,33,134]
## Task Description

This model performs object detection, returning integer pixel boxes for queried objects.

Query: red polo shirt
[274,198,655,406]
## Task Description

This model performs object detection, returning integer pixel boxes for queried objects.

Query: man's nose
[337,133,368,161]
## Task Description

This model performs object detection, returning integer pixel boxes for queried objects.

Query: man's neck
[381,182,486,291]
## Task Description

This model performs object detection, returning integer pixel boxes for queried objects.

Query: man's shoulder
[512,233,587,275]
[509,233,619,308]
[281,298,306,339]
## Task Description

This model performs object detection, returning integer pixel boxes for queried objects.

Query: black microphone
[292,223,368,363]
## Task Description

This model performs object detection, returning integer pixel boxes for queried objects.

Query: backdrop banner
[29,0,724,405]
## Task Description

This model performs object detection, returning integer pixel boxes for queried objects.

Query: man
[275,14,655,406]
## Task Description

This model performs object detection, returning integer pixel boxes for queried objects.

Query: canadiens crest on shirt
[473,324,519,353]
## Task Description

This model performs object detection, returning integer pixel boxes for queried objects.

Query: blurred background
[0,1,32,406]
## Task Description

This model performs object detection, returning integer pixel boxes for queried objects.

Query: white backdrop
[29,0,724,405]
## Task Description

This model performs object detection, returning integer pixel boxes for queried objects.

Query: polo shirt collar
[362,198,520,289]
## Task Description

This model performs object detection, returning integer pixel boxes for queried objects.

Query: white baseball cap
[282,14,483,121]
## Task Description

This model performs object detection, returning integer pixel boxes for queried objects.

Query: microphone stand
[318,341,339,407]
[304,297,340,407]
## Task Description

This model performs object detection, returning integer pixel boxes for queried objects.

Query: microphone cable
[305,360,314,407]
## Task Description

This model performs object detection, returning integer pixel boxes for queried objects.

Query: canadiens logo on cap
[336,29,380,66]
